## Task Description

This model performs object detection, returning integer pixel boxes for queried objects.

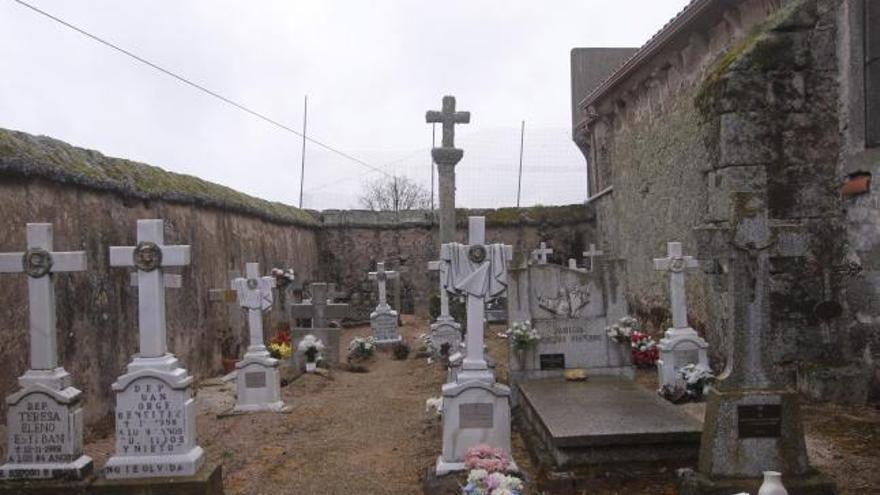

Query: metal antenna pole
[431,123,436,211]
[517,120,525,207]
[299,95,308,208]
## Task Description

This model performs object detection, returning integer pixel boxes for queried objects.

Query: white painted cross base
[430,319,462,356]
[0,384,92,480]
[103,354,204,479]
[436,380,516,476]
[233,356,286,413]
[657,328,710,392]
[370,308,402,345]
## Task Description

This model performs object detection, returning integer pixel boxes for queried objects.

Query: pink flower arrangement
[464,444,511,473]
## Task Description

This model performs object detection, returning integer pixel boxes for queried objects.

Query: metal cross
[109,219,191,358]
[426,95,470,148]
[0,223,86,371]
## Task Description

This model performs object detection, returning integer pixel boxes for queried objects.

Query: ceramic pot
[758,471,788,495]
[305,361,317,373]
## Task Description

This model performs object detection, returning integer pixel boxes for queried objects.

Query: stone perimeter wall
[581,0,879,402]
[0,176,322,426]
[317,207,596,321]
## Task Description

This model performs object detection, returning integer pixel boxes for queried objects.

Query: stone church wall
[578,0,879,402]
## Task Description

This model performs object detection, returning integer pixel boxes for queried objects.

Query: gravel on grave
[69,317,880,495]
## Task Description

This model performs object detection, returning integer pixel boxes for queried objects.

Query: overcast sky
[0,0,690,210]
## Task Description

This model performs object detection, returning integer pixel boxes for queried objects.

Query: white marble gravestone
[368,262,401,344]
[427,259,462,355]
[653,242,709,392]
[437,217,515,475]
[0,223,93,480]
[104,219,204,479]
[231,262,287,413]
[507,259,633,383]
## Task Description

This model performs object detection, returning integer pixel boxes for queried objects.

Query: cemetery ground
[1,318,876,494]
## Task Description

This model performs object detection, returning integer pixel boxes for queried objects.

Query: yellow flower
[268,342,292,359]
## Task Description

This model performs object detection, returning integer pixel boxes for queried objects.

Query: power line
[12,0,392,179]
[303,147,429,194]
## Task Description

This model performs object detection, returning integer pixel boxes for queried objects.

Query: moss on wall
[0,129,318,226]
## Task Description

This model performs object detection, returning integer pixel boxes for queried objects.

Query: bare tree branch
[358,175,431,212]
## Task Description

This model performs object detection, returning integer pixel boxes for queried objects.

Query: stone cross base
[436,381,516,476]
[233,355,287,414]
[429,320,462,356]
[104,355,204,479]
[0,383,92,481]
[696,387,818,481]
[656,330,710,393]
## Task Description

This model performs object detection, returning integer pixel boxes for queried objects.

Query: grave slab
[91,462,223,495]
[518,377,701,467]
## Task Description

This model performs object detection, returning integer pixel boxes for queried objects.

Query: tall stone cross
[442,216,512,383]
[583,243,604,272]
[368,262,398,310]
[697,192,806,390]
[290,282,350,328]
[231,263,276,354]
[428,259,453,321]
[109,219,191,359]
[532,242,553,264]
[653,242,700,333]
[426,95,470,244]
[0,223,86,372]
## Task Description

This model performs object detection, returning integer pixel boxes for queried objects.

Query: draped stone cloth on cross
[232,277,274,311]
[442,243,509,298]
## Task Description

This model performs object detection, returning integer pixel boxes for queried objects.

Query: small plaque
[738,404,782,438]
[245,371,267,389]
[133,241,162,272]
[673,348,700,366]
[22,248,54,278]
[540,353,566,370]
[459,403,494,429]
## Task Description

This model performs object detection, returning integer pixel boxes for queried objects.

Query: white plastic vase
[305,361,317,373]
[757,471,788,495]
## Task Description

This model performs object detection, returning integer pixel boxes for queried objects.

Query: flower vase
[305,361,317,373]
[514,348,527,370]
[758,471,788,495]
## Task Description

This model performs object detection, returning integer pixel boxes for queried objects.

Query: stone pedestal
[678,387,835,495]
[103,354,204,479]
[436,380,515,475]
[233,354,286,413]
[656,327,710,392]
[370,307,401,344]
[0,370,93,481]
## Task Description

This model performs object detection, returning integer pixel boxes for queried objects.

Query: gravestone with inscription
[437,217,516,475]
[368,262,401,344]
[653,242,710,393]
[103,219,204,479]
[507,259,633,383]
[0,223,93,480]
[230,262,287,413]
[427,259,462,355]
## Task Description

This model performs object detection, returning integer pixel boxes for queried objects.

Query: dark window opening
[866,0,880,146]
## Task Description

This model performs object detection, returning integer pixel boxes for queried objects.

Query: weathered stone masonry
[574,0,879,403]
[0,128,596,430]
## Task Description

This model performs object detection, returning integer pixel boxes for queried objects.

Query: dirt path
[73,316,879,495]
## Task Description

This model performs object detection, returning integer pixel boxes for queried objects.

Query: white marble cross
[428,259,453,321]
[442,217,512,383]
[0,223,86,371]
[368,261,398,310]
[532,242,553,264]
[231,262,275,353]
[109,219,191,359]
[583,243,604,272]
[653,242,700,330]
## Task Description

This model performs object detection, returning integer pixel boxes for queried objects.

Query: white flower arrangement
[348,336,376,361]
[605,315,640,344]
[505,320,540,351]
[678,363,715,399]
[271,267,296,285]
[462,469,523,495]
[297,334,325,363]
